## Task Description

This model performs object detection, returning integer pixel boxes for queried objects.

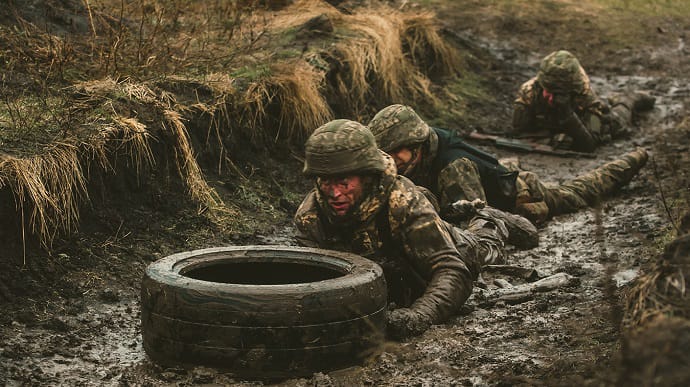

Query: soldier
[367,104,649,225]
[294,119,538,339]
[510,50,654,152]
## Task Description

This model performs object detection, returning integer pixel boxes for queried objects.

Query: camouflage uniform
[511,50,633,151]
[295,119,509,339]
[513,150,648,223]
[368,104,649,225]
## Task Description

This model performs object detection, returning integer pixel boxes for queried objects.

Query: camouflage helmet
[536,50,586,93]
[303,119,386,177]
[367,104,430,152]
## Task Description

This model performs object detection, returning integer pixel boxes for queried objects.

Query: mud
[2,1,690,386]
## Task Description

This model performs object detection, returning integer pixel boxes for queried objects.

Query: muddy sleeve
[509,80,537,136]
[511,103,534,136]
[576,86,609,117]
[388,182,474,325]
[436,159,487,221]
[293,190,325,248]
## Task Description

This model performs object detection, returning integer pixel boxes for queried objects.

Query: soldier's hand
[552,93,574,118]
[386,308,432,340]
[451,198,486,218]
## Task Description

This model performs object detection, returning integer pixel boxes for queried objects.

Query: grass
[420,0,688,58]
[596,0,690,16]
[426,71,494,130]
[1,0,463,249]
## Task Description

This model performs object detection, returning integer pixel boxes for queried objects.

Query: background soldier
[293,119,537,339]
[368,104,649,225]
[510,50,655,152]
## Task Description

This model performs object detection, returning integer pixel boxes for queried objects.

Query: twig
[651,155,679,234]
[83,0,97,44]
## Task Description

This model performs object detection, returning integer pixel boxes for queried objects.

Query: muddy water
[2,36,688,387]
[3,298,143,386]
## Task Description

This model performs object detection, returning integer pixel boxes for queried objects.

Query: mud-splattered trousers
[293,170,508,330]
[513,150,646,223]
[511,77,632,150]
[405,129,646,224]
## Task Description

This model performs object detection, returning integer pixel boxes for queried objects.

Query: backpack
[431,127,518,211]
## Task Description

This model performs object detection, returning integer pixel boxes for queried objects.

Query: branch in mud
[474,272,581,306]
[482,264,541,281]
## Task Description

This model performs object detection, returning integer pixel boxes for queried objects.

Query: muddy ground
[2,1,689,386]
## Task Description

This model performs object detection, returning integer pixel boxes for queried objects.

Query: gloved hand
[551,93,574,118]
[386,308,432,340]
[559,111,596,152]
[450,198,486,219]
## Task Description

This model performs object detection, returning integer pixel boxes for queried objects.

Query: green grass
[0,96,71,151]
[595,0,690,16]
[448,72,491,102]
[230,65,272,81]
[424,71,495,129]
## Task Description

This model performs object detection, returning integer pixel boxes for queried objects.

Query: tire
[140,245,387,378]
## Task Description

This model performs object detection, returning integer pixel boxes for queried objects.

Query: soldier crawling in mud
[367,104,649,225]
[510,50,655,152]
[293,120,538,339]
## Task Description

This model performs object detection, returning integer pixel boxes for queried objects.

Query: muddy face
[318,175,365,216]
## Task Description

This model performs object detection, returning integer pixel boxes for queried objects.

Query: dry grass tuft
[107,116,156,175]
[0,75,239,248]
[321,6,436,117]
[266,1,449,118]
[162,110,222,211]
[242,61,332,144]
[400,12,461,78]
[0,107,160,249]
[623,234,690,328]
[269,0,338,30]
[0,144,87,249]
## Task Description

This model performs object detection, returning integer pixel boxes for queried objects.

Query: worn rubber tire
[141,245,387,378]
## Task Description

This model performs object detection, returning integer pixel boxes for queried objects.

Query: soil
[1,1,689,386]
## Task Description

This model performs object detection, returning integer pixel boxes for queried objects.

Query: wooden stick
[483,264,541,281]
[477,272,580,306]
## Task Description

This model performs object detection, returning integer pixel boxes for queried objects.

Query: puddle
[613,268,640,288]
[2,299,143,386]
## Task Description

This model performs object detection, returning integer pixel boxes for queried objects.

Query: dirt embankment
[1,0,689,386]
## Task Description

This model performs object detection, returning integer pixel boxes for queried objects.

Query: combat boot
[587,147,649,194]
[609,92,655,122]
[477,206,539,249]
[617,147,649,184]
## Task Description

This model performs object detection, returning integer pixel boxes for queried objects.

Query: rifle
[464,131,596,159]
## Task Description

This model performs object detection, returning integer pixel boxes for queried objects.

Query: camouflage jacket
[294,154,479,326]
[511,75,609,138]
